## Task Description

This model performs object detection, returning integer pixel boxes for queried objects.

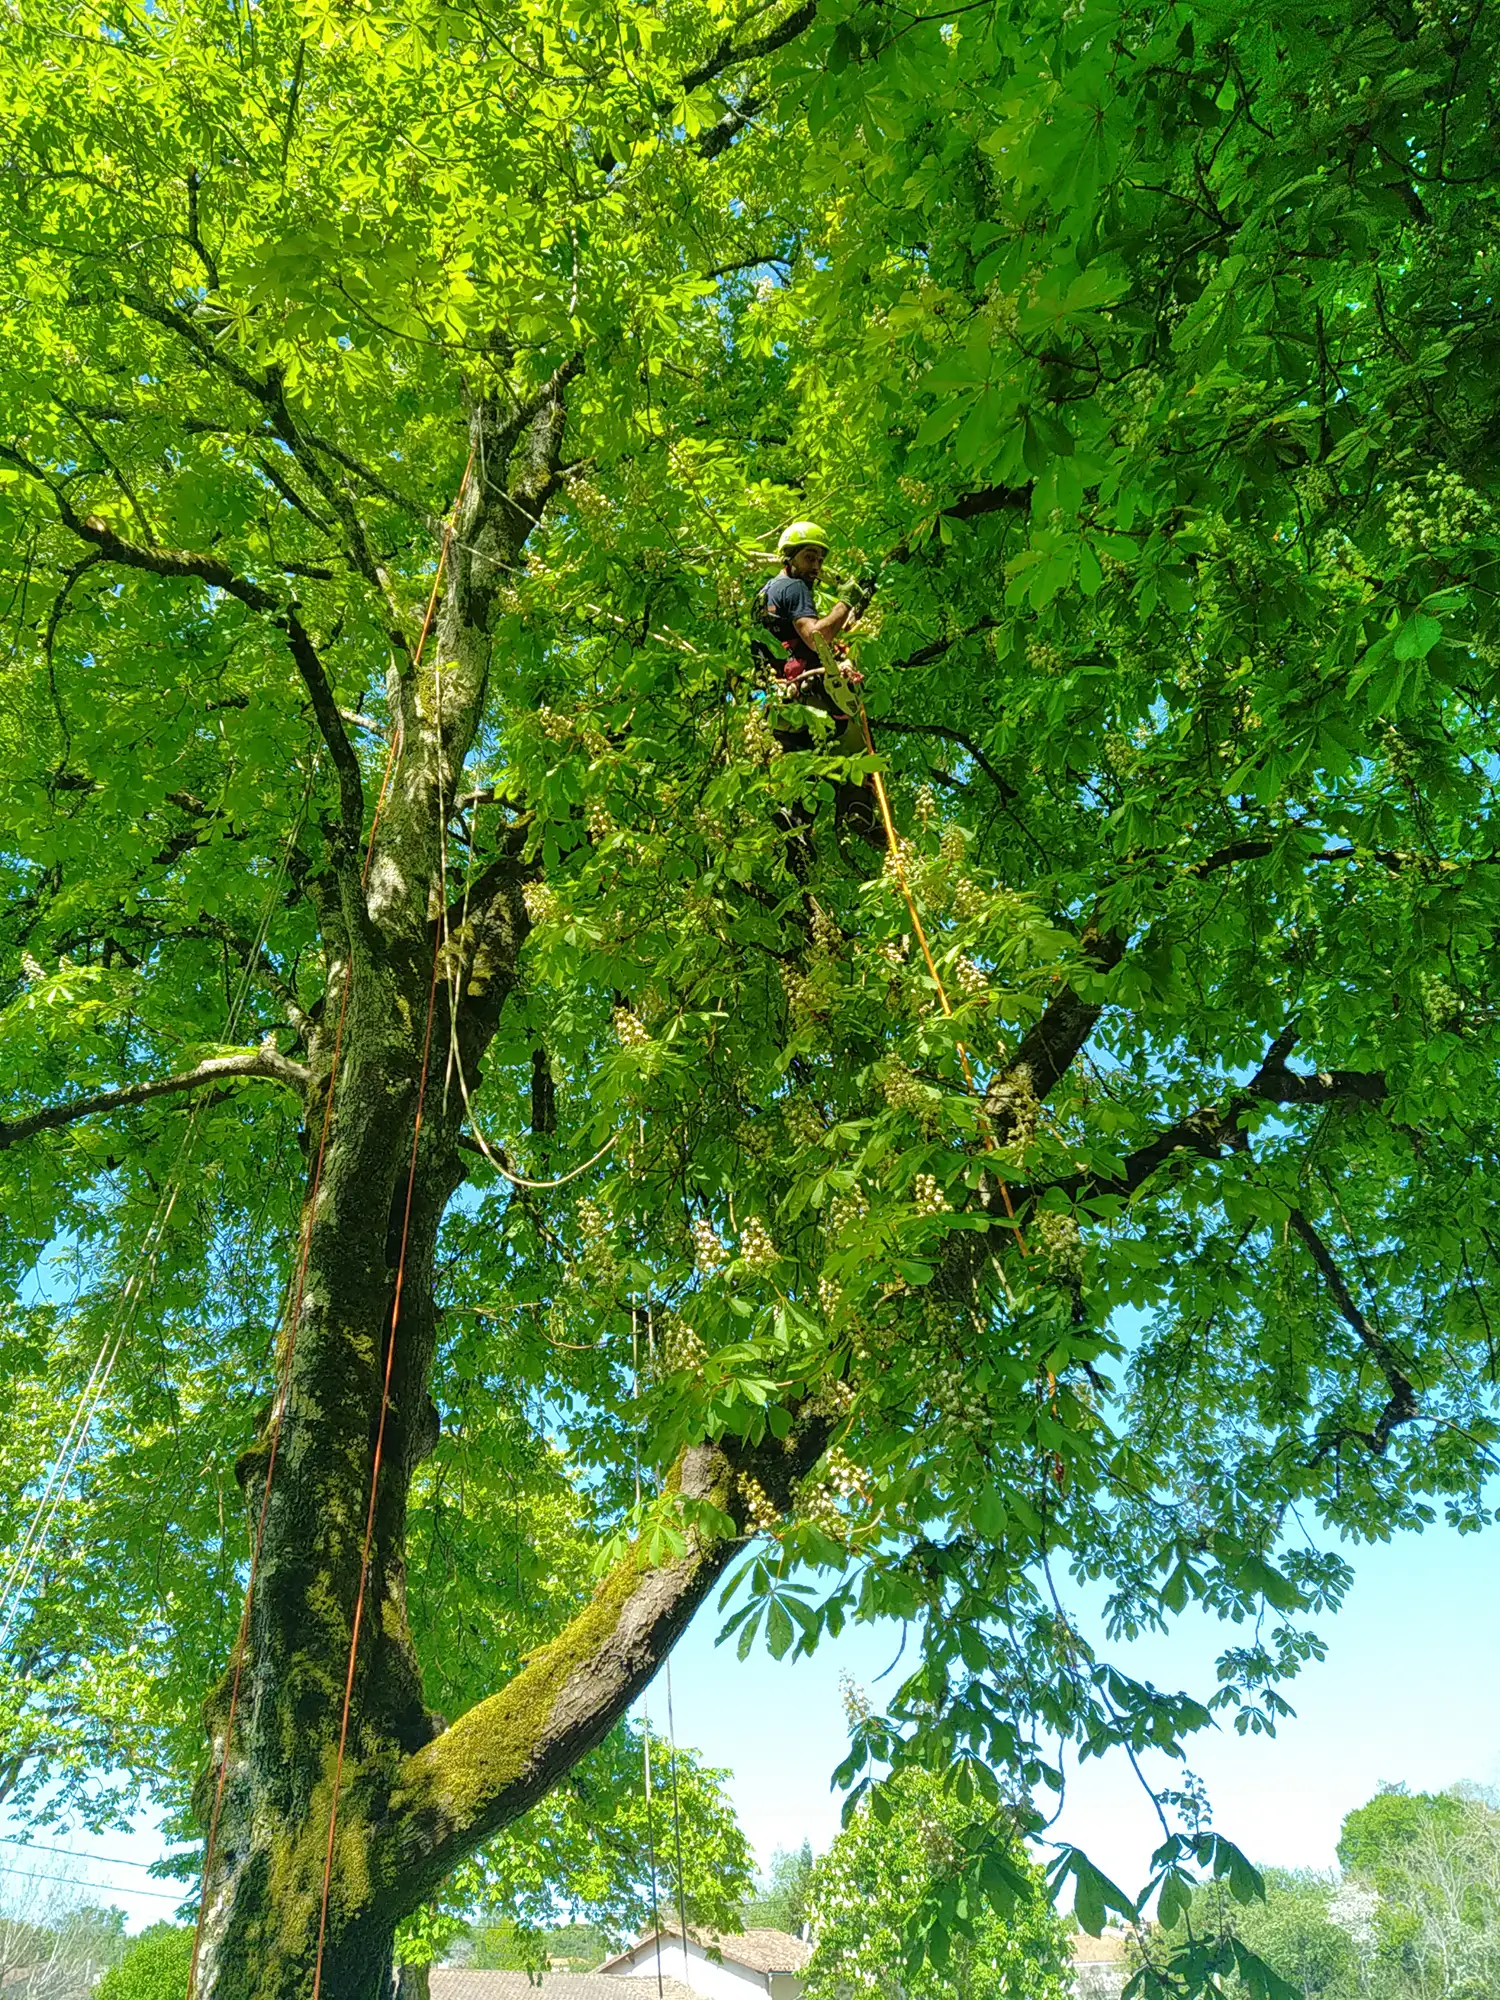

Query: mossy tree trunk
[180,382,829,2000]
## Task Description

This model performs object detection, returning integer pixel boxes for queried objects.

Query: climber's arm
[793,599,856,649]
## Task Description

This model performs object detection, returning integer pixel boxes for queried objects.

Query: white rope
[460,1103,619,1189]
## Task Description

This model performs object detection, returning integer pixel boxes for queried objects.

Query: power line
[0,1860,185,1902]
[0,1833,186,1875]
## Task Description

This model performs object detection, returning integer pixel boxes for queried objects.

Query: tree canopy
[2,0,1499,1985]
[1146,1785,1500,2000]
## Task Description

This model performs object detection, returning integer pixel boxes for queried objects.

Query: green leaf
[1394,611,1442,660]
[764,1596,795,1659]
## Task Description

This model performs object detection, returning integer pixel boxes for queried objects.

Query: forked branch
[1043,1033,1388,1207]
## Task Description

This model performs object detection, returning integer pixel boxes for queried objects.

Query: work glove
[843,566,884,616]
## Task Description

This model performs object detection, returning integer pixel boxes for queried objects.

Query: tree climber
[753,521,881,850]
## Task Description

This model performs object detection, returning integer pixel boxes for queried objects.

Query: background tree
[3,0,1500,1994]
[1134,1784,1500,2000]
[744,1844,816,1935]
[1336,1791,1472,1900]
[1148,1871,1354,2000]
[94,1927,196,2000]
[803,1767,1070,2000]
[0,1871,126,2000]
[1339,1787,1500,2000]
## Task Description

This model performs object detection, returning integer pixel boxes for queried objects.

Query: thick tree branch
[439,823,533,941]
[872,717,1014,799]
[0,1048,310,1151]
[119,294,416,661]
[886,619,1003,675]
[985,920,1126,1128]
[384,1417,829,1913]
[680,0,817,91]
[249,452,336,534]
[698,98,763,159]
[185,169,222,291]
[1045,1035,1388,1206]
[944,484,1033,524]
[1191,839,1476,880]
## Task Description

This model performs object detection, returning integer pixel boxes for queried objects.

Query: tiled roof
[600,1929,811,1978]
[431,1975,700,2000]
[698,1931,810,1975]
[1069,1932,1131,1964]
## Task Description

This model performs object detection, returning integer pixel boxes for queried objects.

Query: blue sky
[662,1513,1500,1890]
[3,1513,1495,1931]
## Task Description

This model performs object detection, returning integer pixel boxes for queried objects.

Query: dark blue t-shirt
[755,571,819,661]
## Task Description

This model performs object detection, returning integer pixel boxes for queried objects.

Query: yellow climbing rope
[855,698,1029,1258]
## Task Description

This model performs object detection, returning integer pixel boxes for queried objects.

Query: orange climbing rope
[189,733,403,2000]
[188,922,355,2000]
[188,454,474,2000]
[856,701,1028,1258]
[310,919,442,2000]
[311,450,476,2000]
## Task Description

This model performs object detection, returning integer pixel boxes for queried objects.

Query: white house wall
[613,1941,771,2000]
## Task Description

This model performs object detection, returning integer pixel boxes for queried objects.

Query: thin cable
[630,1312,665,1996]
[459,1107,619,1188]
[0,1863,185,1902]
[1,771,307,1634]
[643,1715,665,2000]
[0,1834,171,1869]
[665,1658,690,1954]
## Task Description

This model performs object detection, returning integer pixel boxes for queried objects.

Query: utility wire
[0,1862,184,1902]
[0,1833,184,1872]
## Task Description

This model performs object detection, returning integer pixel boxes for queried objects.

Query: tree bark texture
[187,387,830,2000]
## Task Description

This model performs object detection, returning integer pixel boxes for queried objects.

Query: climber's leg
[770,715,817,879]
[832,714,882,849]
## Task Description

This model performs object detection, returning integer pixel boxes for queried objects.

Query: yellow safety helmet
[777,519,830,555]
